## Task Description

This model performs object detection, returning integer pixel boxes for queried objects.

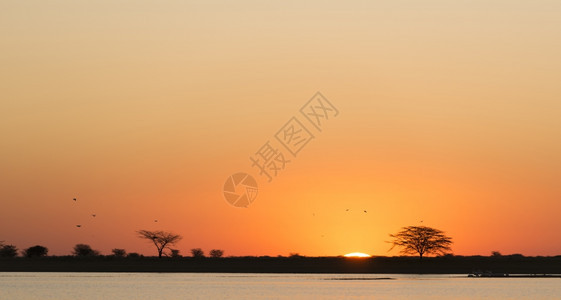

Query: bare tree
[209,249,224,258]
[388,226,452,260]
[137,230,182,258]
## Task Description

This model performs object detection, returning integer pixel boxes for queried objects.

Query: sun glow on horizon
[343,252,372,258]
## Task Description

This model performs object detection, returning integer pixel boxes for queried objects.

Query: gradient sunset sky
[1,0,561,257]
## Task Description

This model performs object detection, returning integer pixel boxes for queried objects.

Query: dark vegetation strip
[1,256,561,274]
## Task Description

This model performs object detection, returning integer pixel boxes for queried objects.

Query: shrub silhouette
[0,244,18,258]
[112,248,126,258]
[170,249,181,258]
[23,245,49,258]
[209,249,224,258]
[191,248,205,258]
[492,251,502,257]
[72,244,100,257]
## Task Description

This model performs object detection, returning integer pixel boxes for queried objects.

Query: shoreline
[2,256,561,274]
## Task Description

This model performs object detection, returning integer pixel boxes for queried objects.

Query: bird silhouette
[364,210,367,213]
[76,225,81,228]
[73,198,77,201]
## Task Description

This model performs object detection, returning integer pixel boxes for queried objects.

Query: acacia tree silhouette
[388,226,452,260]
[137,230,182,258]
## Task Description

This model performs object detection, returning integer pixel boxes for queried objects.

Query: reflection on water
[1,273,560,299]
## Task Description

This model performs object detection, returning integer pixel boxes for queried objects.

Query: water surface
[1,272,559,299]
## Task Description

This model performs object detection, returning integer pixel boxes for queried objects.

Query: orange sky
[1,0,561,257]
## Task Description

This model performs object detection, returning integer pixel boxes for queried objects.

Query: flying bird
[73,198,77,201]
[76,225,81,228]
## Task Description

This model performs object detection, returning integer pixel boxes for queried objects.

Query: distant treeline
[2,255,561,274]
[0,242,223,259]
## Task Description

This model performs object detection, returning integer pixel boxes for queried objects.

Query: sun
[343,252,372,258]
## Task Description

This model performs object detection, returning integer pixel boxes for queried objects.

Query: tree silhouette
[137,230,182,258]
[112,248,126,258]
[72,244,100,256]
[209,249,224,258]
[0,244,18,258]
[388,226,452,260]
[23,245,49,257]
[170,249,181,258]
[191,248,205,258]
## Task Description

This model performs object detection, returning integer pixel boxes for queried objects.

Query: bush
[209,249,224,258]
[0,244,18,258]
[72,244,100,257]
[170,249,182,258]
[127,252,141,259]
[112,248,126,258]
[23,245,48,257]
[191,248,205,258]
[491,251,502,257]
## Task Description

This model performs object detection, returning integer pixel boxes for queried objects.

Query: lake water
[1,273,559,299]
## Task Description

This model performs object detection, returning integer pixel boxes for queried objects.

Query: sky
[1,0,561,257]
